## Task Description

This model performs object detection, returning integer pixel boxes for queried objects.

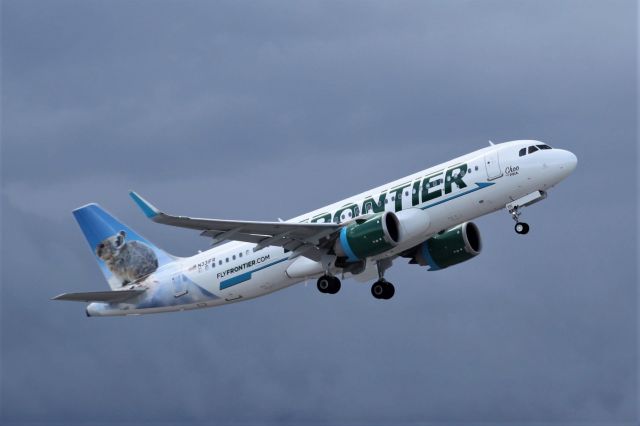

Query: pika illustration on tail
[96,230,159,286]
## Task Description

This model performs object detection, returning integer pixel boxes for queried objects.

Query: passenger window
[239,252,242,258]
[528,145,538,154]
[519,148,526,157]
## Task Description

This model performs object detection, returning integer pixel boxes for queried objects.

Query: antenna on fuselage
[488,140,495,146]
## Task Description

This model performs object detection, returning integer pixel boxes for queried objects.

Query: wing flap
[52,290,146,303]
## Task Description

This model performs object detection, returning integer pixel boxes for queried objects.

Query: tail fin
[73,203,176,290]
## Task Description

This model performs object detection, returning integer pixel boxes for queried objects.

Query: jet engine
[411,222,482,270]
[334,212,400,261]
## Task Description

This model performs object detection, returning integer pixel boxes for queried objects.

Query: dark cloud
[1,0,637,424]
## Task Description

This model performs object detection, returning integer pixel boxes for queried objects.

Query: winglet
[129,191,160,218]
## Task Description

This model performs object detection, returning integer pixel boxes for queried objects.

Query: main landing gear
[316,259,396,299]
[317,275,341,294]
[371,280,395,300]
[371,259,395,300]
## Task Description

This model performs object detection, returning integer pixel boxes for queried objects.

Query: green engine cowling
[414,222,482,270]
[334,212,400,261]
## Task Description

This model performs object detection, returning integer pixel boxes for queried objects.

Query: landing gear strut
[508,205,529,235]
[317,275,341,294]
[506,191,547,235]
[371,260,395,300]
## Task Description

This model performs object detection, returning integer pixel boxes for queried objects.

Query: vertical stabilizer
[73,204,175,290]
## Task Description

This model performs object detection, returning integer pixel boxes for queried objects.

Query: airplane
[53,140,577,317]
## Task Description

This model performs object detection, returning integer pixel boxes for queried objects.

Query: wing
[129,191,341,261]
[52,289,146,303]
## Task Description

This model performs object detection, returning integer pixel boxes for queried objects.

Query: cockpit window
[520,143,552,157]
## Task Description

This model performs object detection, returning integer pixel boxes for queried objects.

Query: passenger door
[484,151,503,180]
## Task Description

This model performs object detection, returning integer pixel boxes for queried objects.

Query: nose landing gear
[508,206,530,235]
[506,191,546,235]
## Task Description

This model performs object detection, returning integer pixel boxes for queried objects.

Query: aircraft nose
[558,149,578,174]
[549,149,577,182]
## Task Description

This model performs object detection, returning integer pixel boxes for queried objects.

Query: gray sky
[1,0,637,425]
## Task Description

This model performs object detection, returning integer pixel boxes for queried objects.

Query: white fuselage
[87,140,577,316]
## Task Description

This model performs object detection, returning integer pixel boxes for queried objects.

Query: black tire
[371,281,386,299]
[317,276,331,293]
[328,276,341,294]
[382,282,395,299]
[515,222,529,235]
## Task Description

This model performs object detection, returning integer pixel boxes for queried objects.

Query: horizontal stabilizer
[51,289,146,303]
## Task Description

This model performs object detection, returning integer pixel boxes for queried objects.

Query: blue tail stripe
[219,258,288,290]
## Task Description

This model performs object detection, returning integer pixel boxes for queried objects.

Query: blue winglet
[129,191,160,218]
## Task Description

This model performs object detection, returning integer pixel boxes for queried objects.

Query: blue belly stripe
[421,182,494,210]
[219,258,289,290]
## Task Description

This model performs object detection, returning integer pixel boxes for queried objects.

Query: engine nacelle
[413,222,482,270]
[334,212,400,261]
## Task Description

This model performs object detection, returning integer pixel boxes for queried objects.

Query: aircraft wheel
[371,280,393,299]
[382,282,395,299]
[317,275,341,294]
[515,222,530,235]
[327,276,341,294]
[317,275,331,293]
